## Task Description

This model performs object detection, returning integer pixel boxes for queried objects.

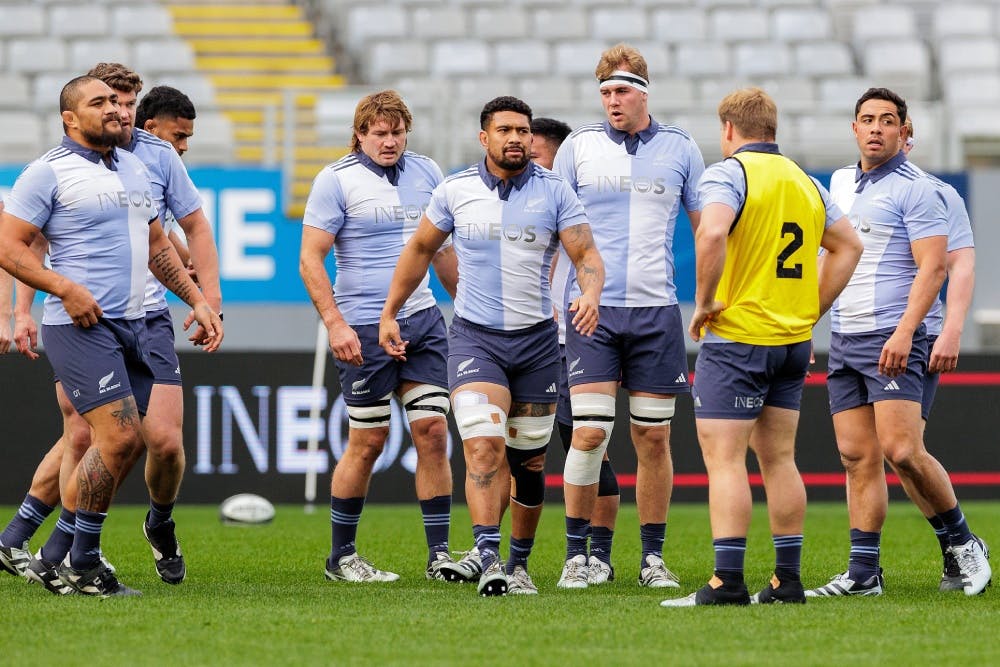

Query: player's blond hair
[595,44,649,83]
[718,87,778,142]
[87,62,143,94]
[351,90,412,152]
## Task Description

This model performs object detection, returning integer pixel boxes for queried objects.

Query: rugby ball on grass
[220,493,275,525]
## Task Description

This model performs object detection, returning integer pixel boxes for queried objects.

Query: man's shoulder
[442,165,480,185]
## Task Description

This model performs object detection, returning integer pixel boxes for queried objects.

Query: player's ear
[61,110,77,129]
[479,129,488,150]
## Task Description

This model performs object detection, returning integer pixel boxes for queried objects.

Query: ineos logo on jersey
[374,204,425,224]
[456,222,537,244]
[96,190,154,210]
[595,176,667,195]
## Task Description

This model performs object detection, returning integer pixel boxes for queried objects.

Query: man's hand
[328,321,363,366]
[568,293,599,336]
[61,282,102,328]
[184,303,223,352]
[879,329,913,377]
[0,317,10,354]
[13,311,38,360]
[688,300,725,342]
[928,330,960,374]
[378,316,408,361]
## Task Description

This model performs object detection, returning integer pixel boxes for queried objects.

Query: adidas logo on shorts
[883,380,900,392]
[545,383,557,393]
[675,373,687,384]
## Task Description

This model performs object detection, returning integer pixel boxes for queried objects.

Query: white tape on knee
[453,393,506,440]
[564,443,608,486]
[570,393,616,438]
[506,415,555,450]
[629,395,675,426]
[400,384,450,423]
[346,393,392,429]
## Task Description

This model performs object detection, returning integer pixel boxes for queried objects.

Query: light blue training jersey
[554,117,704,307]
[426,161,588,331]
[126,128,204,311]
[828,152,949,334]
[302,150,443,325]
[4,136,157,325]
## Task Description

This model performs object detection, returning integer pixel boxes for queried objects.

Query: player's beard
[491,144,529,171]
[82,119,123,149]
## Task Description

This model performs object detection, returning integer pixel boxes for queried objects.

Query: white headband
[599,70,649,94]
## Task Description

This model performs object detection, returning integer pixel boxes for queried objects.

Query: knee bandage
[565,393,616,485]
[629,396,675,426]
[346,394,392,429]
[507,445,547,508]
[400,384,450,423]
[453,391,506,440]
[506,415,555,450]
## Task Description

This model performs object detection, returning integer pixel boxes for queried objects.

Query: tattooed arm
[558,222,604,337]
[147,218,224,351]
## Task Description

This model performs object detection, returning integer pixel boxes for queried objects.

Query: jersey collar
[604,116,659,154]
[477,160,533,201]
[60,136,120,170]
[733,142,780,155]
[355,150,406,186]
[854,150,907,192]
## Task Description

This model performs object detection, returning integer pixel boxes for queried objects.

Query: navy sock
[640,522,666,568]
[69,509,106,570]
[713,537,747,583]
[507,537,534,573]
[472,524,501,570]
[419,495,451,561]
[329,496,365,564]
[927,515,949,555]
[773,534,803,579]
[565,516,590,560]
[0,494,54,548]
[40,509,75,564]
[147,500,175,529]
[848,528,880,582]
[938,504,974,547]
[590,526,614,565]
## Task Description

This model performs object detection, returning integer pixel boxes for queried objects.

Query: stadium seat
[343,6,408,51]
[650,8,708,43]
[793,114,857,169]
[315,87,368,146]
[553,41,610,77]
[817,76,877,112]
[151,74,219,111]
[6,39,69,74]
[410,7,468,39]
[519,77,579,111]
[757,77,817,114]
[471,7,529,38]
[590,7,649,41]
[675,43,731,77]
[698,77,750,110]
[454,77,515,111]
[696,0,753,8]
[180,112,234,165]
[0,111,44,164]
[850,5,917,47]
[710,8,769,42]
[937,38,1000,75]
[942,72,1000,106]
[772,8,833,42]
[669,113,726,163]
[111,5,174,38]
[931,4,994,40]
[0,74,30,110]
[757,0,819,7]
[630,42,671,77]
[861,39,931,100]
[0,6,45,37]
[530,8,589,39]
[366,40,430,81]
[70,41,133,72]
[646,77,697,112]
[430,40,491,76]
[733,43,791,77]
[48,5,109,38]
[493,41,551,75]
[132,40,197,76]
[30,72,77,112]
[794,42,855,77]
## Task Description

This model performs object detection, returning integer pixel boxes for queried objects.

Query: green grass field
[1,501,997,666]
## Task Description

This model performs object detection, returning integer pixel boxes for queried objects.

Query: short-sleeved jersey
[698,144,842,344]
[125,129,204,311]
[303,150,443,325]
[554,118,704,307]
[828,152,949,334]
[4,137,157,325]
[905,166,974,337]
[426,161,587,330]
